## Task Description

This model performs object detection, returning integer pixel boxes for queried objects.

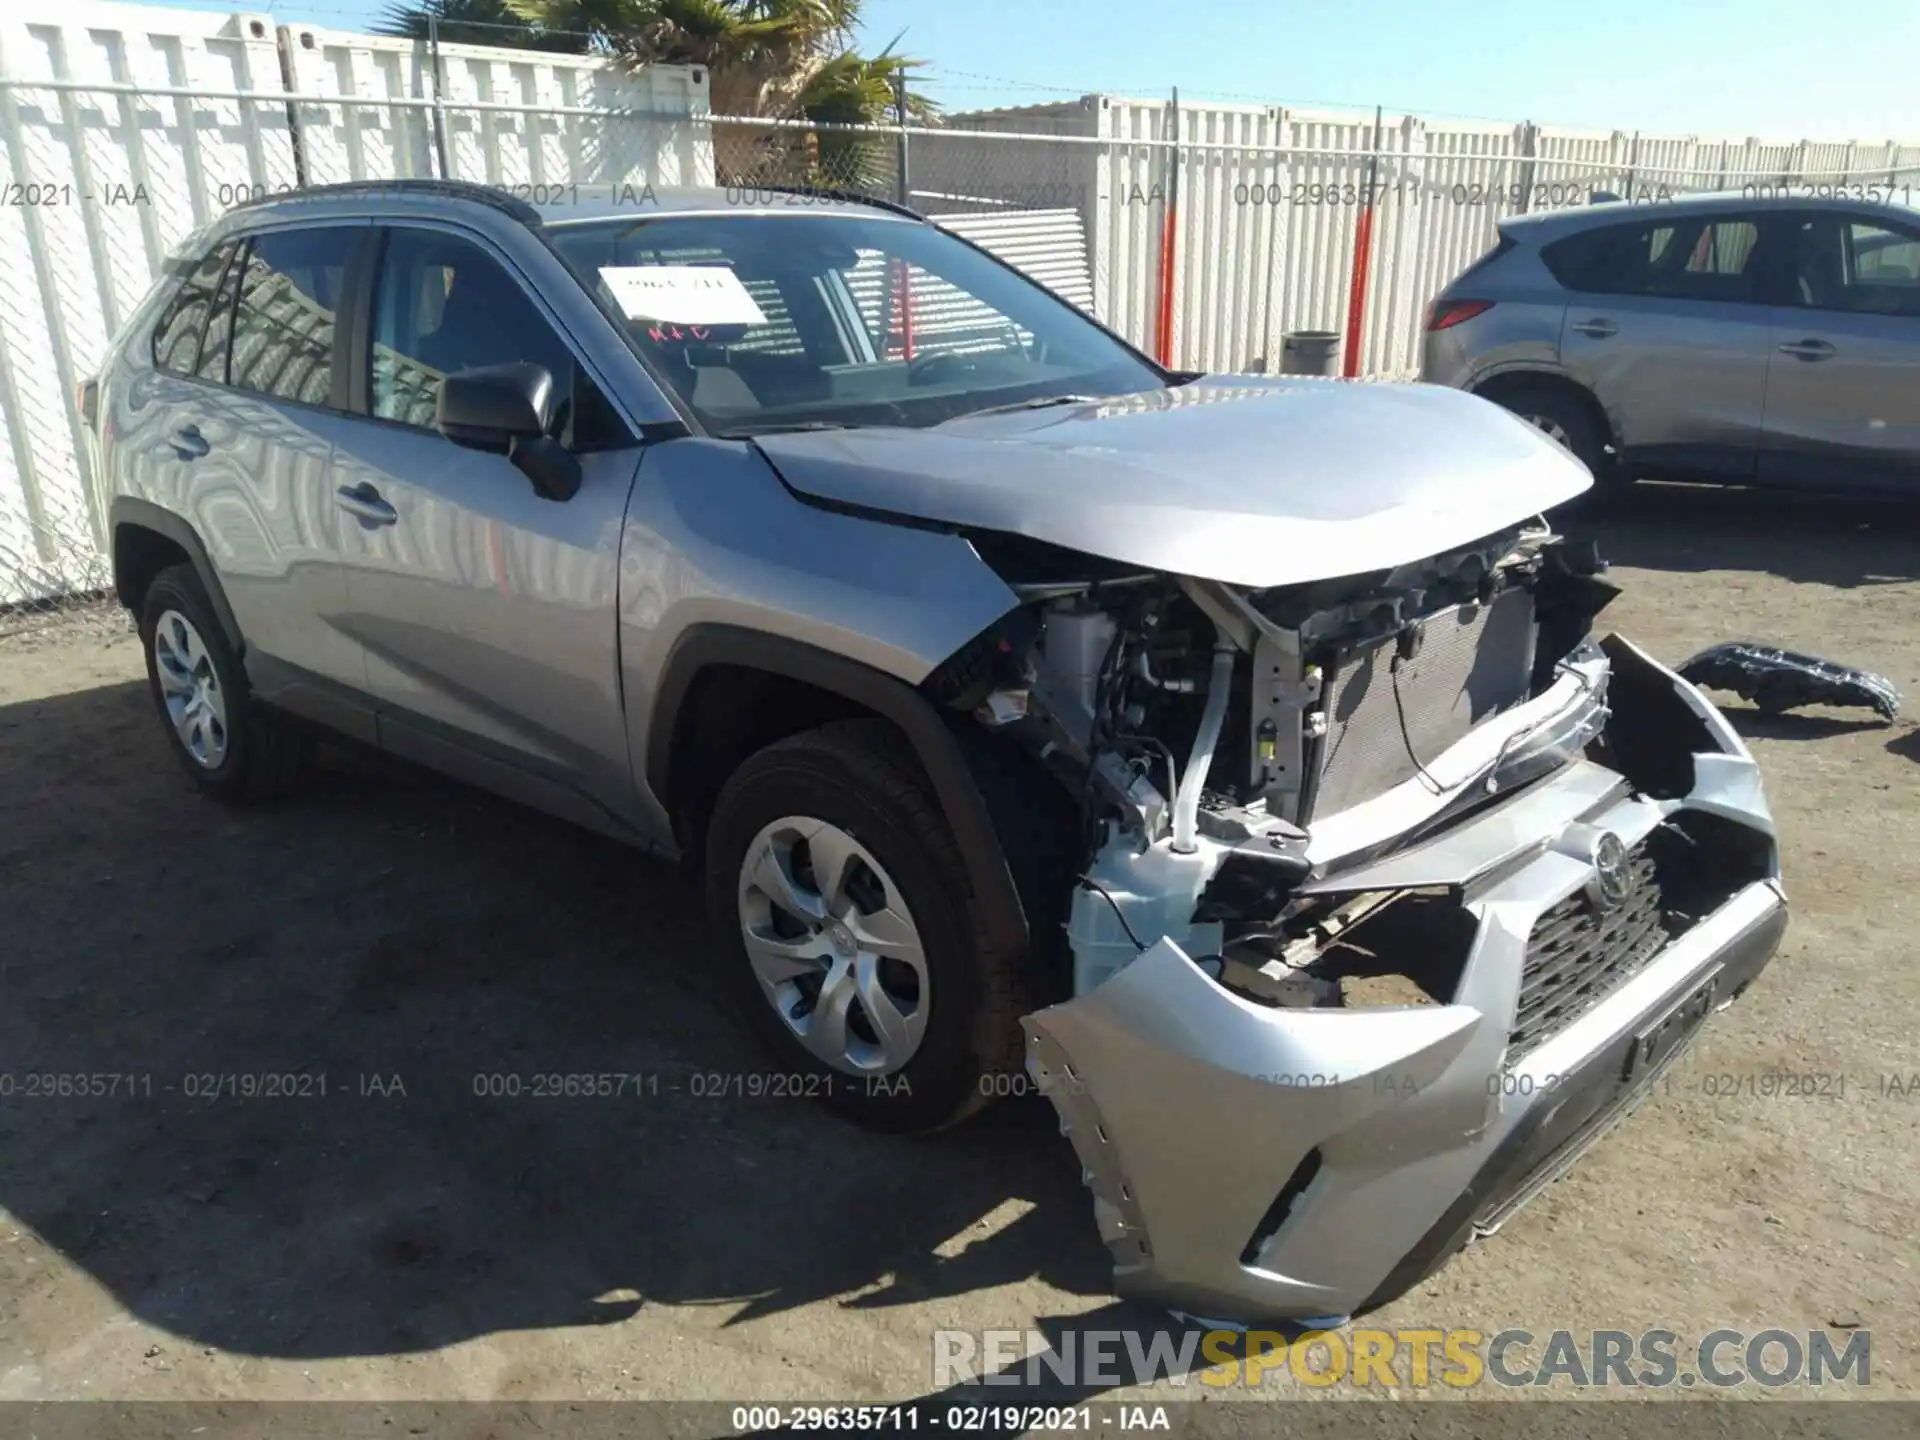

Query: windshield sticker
[598,265,767,326]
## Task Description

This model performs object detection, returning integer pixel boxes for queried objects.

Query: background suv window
[229,229,356,408]
[150,242,239,376]
[1840,220,1920,317]
[1781,215,1920,317]
[1544,214,1767,302]
[369,227,621,447]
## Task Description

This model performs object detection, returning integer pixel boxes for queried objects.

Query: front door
[1759,210,1920,491]
[328,223,647,833]
[1555,210,1786,481]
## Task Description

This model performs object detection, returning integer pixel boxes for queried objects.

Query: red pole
[1155,87,1180,368]
[901,259,915,360]
[1340,206,1373,379]
[1341,105,1385,379]
[1156,209,1178,367]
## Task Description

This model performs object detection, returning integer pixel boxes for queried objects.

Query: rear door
[326,222,646,831]
[133,224,374,736]
[1759,210,1920,491]
[1551,210,1788,480]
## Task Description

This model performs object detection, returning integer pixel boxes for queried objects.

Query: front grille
[1509,842,1668,1059]
[1309,587,1536,820]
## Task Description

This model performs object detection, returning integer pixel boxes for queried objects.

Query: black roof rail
[730,182,926,222]
[225,178,543,226]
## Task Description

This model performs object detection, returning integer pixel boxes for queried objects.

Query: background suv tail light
[1425,299,1494,331]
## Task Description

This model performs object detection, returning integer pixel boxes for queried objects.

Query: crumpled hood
[753,377,1592,588]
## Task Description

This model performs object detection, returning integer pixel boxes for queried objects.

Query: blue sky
[148,0,1920,141]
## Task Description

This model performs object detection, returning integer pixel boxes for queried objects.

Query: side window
[229,228,357,407]
[370,227,623,447]
[150,242,239,375]
[1841,219,1920,318]
[1544,216,1764,302]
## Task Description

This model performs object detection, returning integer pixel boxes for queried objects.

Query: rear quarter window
[1540,227,1620,291]
[150,242,239,375]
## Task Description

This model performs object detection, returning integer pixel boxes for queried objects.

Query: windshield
[545,211,1165,435]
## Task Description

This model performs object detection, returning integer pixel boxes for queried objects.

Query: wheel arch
[646,624,1031,965]
[1471,368,1618,456]
[110,497,244,656]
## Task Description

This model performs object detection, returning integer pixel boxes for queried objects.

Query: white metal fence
[5,2,1920,610]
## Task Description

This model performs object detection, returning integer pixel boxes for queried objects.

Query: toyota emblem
[1588,830,1631,909]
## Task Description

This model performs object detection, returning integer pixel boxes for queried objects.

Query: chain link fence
[5,8,1920,614]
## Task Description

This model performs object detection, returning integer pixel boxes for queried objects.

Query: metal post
[893,71,909,207]
[1515,120,1538,212]
[1155,86,1180,368]
[426,14,450,181]
[1340,105,1382,379]
[1623,130,1640,201]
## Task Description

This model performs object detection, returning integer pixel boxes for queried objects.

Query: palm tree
[797,42,936,189]
[374,0,590,53]
[506,0,934,185]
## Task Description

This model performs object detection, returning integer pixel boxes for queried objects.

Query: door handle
[169,424,210,460]
[335,482,398,526]
[1776,338,1835,361]
[1571,318,1618,339]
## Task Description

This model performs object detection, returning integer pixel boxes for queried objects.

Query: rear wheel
[138,564,307,802]
[1487,382,1621,496]
[704,720,1025,1133]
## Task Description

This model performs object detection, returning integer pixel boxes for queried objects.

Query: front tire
[138,564,307,803]
[704,720,1026,1133]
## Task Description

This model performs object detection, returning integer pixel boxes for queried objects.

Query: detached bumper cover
[1023,639,1788,1324]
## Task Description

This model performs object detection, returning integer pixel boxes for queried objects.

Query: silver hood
[753,378,1592,589]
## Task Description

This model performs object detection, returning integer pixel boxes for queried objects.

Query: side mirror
[436,362,582,502]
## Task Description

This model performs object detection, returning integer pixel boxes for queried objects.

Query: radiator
[1308,587,1538,820]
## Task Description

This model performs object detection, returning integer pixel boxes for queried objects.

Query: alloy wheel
[152,608,229,769]
[736,816,930,1075]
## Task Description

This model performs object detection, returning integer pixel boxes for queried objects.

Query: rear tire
[1487,382,1621,497]
[138,564,307,803]
[704,719,1026,1133]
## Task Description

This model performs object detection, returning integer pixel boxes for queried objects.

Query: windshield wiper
[953,394,1101,420]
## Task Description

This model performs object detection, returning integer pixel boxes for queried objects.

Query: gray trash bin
[1279,330,1342,377]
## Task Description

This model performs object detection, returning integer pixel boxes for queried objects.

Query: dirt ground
[2,483,1917,1418]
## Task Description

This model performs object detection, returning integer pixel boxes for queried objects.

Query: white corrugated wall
[0,4,299,602]
[0,4,712,605]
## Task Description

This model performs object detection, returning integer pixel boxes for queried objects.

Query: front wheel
[704,720,1026,1133]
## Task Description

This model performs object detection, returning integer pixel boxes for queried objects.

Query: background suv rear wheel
[1484,381,1620,496]
[704,719,1026,1133]
[138,564,307,802]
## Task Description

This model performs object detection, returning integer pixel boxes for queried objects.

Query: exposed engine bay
[929,520,1622,1002]
[752,382,1787,1326]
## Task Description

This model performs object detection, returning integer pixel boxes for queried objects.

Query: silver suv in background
[90,180,1785,1327]
[1421,191,1920,492]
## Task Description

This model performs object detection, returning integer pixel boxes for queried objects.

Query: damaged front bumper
[1022,637,1788,1325]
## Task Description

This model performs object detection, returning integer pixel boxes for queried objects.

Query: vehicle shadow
[1717,708,1892,742]
[0,677,1113,1361]
[1573,481,1920,588]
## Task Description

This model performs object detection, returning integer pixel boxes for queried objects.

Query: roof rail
[733,182,926,222]
[226,178,542,226]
